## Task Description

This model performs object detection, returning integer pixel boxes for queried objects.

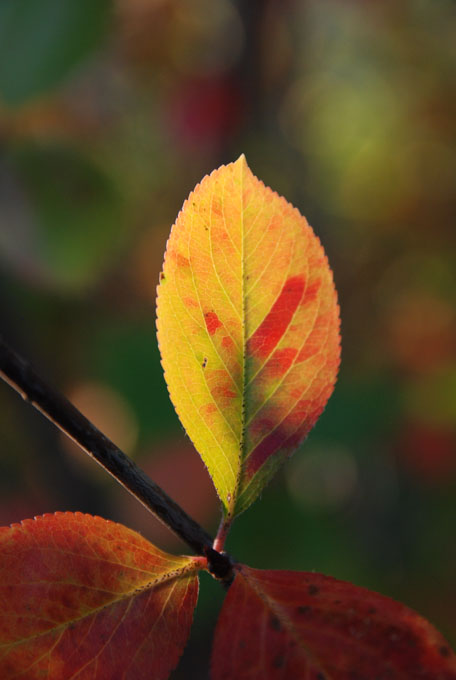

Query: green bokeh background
[1,1,455,676]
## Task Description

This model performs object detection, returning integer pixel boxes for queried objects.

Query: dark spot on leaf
[273,654,285,668]
[316,673,326,680]
[160,272,165,281]
[349,624,365,639]
[269,615,281,631]
[297,605,311,615]
[239,639,246,649]
[367,606,376,615]
[308,584,319,595]
[62,593,74,608]
[389,630,400,643]
[202,357,207,368]
[440,646,450,658]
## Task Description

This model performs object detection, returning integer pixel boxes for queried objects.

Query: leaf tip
[234,152,248,170]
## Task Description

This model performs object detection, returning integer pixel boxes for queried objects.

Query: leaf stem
[213,515,232,553]
[0,335,215,557]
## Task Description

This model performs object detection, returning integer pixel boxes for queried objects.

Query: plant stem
[0,335,215,557]
[213,515,232,553]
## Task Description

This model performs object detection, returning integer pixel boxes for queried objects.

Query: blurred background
[1,0,455,675]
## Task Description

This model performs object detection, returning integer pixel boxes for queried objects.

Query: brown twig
[0,335,224,562]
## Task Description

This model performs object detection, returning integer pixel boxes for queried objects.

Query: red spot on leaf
[290,387,304,400]
[183,297,198,308]
[212,385,236,400]
[212,197,223,216]
[297,344,319,363]
[169,249,190,268]
[178,253,190,267]
[246,397,323,477]
[302,279,321,304]
[205,311,222,335]
[267,215,281,232]
[247,276,305,360]
[245,430,289,477]
[249,417,276,439]
[286,399,315,428]
[200,403,217,416]
[297,314,327,363]
[222,336,234,349]
[264,347,298,377]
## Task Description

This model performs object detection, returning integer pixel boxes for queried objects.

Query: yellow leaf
[156,155,340,519]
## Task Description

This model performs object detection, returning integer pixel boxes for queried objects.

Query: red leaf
[0,513,202,679]
[211,565,456,680]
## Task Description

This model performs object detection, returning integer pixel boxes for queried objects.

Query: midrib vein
[1,565,196,650]
[237,160,247,513]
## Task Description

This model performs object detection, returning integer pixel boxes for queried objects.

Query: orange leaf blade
[157,155,340,517]
[0,513,201,680]
[211,565,456,680]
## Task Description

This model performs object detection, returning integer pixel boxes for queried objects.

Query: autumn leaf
[211,565,456,680]
[156,155,340,518]
[0,512,202,680]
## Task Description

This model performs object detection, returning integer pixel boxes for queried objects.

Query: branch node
[205,547,235,587]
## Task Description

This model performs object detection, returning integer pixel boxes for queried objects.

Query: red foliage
[0,513,200,680]
[212,565,456,680]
